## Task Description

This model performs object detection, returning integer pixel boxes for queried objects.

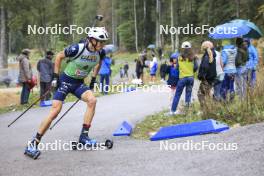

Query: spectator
[170,41,198,115]
[139,51,148,83]
[213,47,224,101]
[198,41,217,110]
[235,38,248,100]
[120,67,124,78]
[135,55,145,81]
[166,52,179,108]
[149,54,158,84]
[220,39,237,102]
[124,62,129,78]
[37,51,54,101]
[160,60,168,82]
[17,49,33,104]
[99,55,112,94]
[244,38,259,87]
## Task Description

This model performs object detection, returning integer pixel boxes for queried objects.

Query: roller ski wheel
[71,139,113,150]
[105,139,113,149]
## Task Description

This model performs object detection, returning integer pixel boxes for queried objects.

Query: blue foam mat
[150,119,229,141]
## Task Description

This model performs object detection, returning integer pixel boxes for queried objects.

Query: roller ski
[71,134,113,150]
[24,140,41,160]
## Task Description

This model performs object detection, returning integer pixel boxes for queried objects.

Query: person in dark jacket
[18,49,33,104]
[198,41,217,110]
[37,51,54,101]
[135,58,143,79]
[136,51,148,83]
[124,62,129,78]
[160,61,167,82]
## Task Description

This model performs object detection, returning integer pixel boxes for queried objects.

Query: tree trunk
[174,0,180,52]
[156,0,160,48]
[170,0,174,51]
[207,1,212,24]
[236,0,240,18]
[0,6,8,69]
[143,0,146,47]
[133,0,138,52]
[111,0,117,46]
[38,0,48,53]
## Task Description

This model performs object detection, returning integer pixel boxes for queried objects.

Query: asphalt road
[0,84,263,176]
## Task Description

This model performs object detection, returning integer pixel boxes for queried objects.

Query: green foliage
[2,0,264,54]
[117,21,135,51]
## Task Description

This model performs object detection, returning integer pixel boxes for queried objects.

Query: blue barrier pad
[150,119,229,141]
[113,121,133,136]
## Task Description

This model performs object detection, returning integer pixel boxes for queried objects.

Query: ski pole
[8,88,52,127]
[49,99,80,130]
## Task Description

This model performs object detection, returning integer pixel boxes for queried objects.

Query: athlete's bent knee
[87,96,97,107]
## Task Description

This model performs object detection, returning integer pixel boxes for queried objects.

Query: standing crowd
[166,38,259,115]
[134,38,259,115]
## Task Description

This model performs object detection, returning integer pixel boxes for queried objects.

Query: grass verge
[133,68,264,140]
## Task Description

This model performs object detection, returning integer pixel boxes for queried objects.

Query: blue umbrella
[209,22,251,39]
[103,44,118,53]
[170,52,180,59]
[230,19,263,39]
[147,44,155,49]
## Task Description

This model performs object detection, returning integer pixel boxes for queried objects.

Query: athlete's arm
[54,51,66,74]
[92,59,103,77]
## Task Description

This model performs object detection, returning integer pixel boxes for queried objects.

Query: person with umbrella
[235,38,248,100]
[220,39,236,102]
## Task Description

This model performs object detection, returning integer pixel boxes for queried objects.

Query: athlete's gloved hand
[89,77,96,90]
[51,73,59,89]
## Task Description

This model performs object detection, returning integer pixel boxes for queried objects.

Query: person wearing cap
[170,41,198,115]
[24,27,114,158]
[37,51,54,101]
[17,49,33,105]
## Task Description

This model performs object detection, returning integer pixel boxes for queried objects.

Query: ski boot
[79,134,97,146]
[24,140,41,160]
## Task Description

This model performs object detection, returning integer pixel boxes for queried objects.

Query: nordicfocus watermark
[27,140,107,151]
[27,23,238,35]
[160,24,238,35]
[27,24,93,35]
[160,140,238,151]
[93,83,171,93]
